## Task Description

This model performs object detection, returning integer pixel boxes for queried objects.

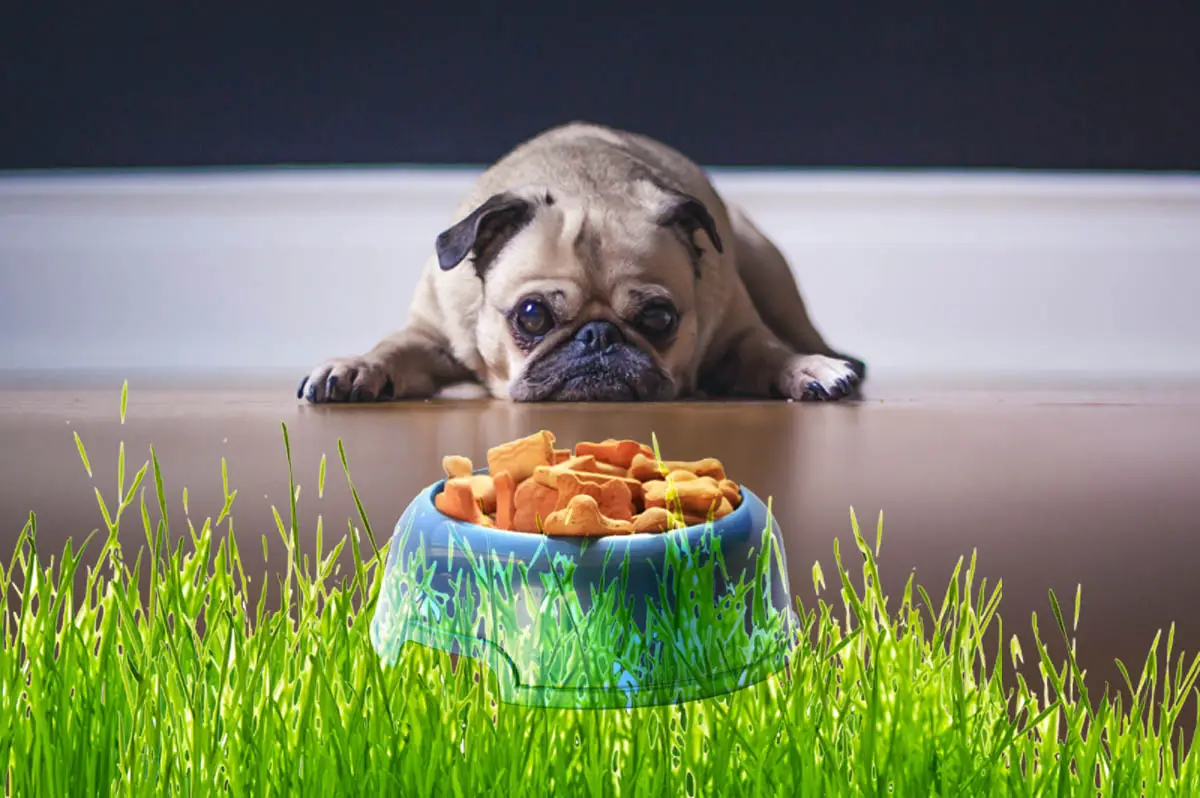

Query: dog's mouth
[510,347,674,403]
[556,371,639,402]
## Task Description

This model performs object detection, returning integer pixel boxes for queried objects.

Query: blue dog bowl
[370,471,798,709]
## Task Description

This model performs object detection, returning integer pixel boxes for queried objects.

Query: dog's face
[434,181,723,401]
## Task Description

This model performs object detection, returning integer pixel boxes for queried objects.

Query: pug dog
[299,122,865,404]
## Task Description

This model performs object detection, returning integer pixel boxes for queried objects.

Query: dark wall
[2,3,1198,171]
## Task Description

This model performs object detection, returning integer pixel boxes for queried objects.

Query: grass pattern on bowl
[369,482,796,709]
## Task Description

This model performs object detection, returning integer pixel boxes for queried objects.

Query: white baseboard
[2,167,1198,376]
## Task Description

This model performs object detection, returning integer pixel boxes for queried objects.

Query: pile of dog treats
[434,430,743,536]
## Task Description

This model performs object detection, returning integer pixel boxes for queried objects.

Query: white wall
[1,168,1198,377]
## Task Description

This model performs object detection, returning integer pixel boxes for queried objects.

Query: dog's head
[434,180,724,401]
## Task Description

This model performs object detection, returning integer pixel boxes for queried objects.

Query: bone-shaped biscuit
[643,476,724,515]
[718,479,742,508]
[574,439,656,470]
[553,471,634,522]
[632,506,673,533]
[629,453,726,483]
[532,465,645,505]
[543,453,629,480]
[542,494,634,537]
[487,430,556,483]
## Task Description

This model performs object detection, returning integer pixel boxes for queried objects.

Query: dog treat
[532,465,645,506]
[487,430,557,483]
[574,439,656,470]
[553,471,634,522]
[435,478,493,526]
[494,470,517,531]
[643,476,724,515]
[442,455,474,479]
[436,431,745,536]
[590,460,630,478]
[512,476,559,534]
[542,495,635,537]
[632,507,673,533]
[718,479,742,508]
[440,455,499,512]
[468,474,497,513]
[629,453,726,483]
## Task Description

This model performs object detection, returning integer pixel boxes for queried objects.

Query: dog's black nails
[325,375,338,400]
[297,377,309,400]
[379,378,395,400]
[807,381,829,398]
[350,386,363,402]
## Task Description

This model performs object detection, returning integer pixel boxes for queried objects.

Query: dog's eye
[635,302,678,337]
[515,299,554,337]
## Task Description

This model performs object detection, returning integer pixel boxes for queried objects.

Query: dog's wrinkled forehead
[484,186,708,312]
[435,176,721,302]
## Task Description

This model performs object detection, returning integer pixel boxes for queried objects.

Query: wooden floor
[4,372,1200,706]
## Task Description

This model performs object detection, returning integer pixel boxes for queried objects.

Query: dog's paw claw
[300,358,391,404]
[784,355,861,402]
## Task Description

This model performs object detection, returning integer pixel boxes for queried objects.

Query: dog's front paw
[299,357,395,403]
[780,354,861,402]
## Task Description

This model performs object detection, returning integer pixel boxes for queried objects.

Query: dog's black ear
[435,192,536,273]
[659,193,723,275]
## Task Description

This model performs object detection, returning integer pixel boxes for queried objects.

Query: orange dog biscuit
[542,495,634,536]
[591,460,630,478]
[541,454,628,480]
[643,476,724,515]
[440,433,742,535]
[553,471,634,522]
[512,477,559,533]
[713,496,734,518]
[435,479,492,526]
[468,474,497,513]
[532,465,645,505]
[487,430,556,483]
[442,455,474,479]
[632,507,673,533]
[493,470,516,531]
[629,453,726,482]
[574,439,656,470]
[718,479,741,507]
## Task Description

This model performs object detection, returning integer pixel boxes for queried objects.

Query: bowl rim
[419,468,756,547]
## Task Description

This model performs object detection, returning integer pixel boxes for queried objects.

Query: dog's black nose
[574,320,624,352]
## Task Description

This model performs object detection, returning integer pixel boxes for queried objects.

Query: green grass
[3,384,1199,796]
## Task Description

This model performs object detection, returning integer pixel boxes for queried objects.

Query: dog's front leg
[700,327,861,401]
[298,322,475,403]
